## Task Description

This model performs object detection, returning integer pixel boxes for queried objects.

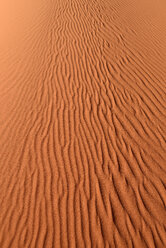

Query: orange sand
[0,0,166,247]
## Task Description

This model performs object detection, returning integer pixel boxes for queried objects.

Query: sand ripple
[0,0,166,247]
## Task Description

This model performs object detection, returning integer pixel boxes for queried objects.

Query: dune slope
[0,0,166,247]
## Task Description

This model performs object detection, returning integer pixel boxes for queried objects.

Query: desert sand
[0,0,166,247]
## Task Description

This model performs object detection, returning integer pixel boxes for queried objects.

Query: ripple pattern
[0,0,166,247]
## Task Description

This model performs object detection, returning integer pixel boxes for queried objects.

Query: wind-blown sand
[0,0,166,247]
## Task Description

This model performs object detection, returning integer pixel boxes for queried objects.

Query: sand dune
[0,0,166,247]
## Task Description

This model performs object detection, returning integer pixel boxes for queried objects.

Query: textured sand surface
[0,0,166,247]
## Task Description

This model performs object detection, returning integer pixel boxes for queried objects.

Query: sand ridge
[0,0,166,247]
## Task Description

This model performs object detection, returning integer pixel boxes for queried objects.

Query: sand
[0,0,166,247]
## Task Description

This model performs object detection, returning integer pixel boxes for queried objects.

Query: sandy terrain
[0,0,166,247]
